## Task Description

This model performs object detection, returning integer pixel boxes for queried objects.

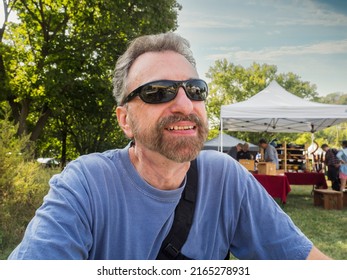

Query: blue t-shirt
[265,145,279,169]
[337,148,347,175]
[9,148,312,259]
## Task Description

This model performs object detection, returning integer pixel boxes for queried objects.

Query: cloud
[207,39,347,62]
[274,11,347,27]
[178,10,255,30]
[312,0,347,16]
[180,19,253,29]
[177,0,347,95]
[178,0,347,32]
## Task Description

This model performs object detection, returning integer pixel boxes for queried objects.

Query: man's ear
[116,106,134,139]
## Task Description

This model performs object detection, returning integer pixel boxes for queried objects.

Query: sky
[1,0,346,96]
[176,0,347,96]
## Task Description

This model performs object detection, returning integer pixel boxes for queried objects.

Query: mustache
[157,114,204,129]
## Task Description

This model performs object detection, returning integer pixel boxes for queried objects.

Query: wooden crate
[313,189,343,210]
[239,159,255,171]
[257,162,276,175]
[276,169,285,175]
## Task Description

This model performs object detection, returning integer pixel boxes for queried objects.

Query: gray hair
[112,32,196,105]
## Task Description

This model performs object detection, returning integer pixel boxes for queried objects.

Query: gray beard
[129,113,209,163]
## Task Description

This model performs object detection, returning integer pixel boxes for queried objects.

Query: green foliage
[320,92,347,105]
[0,115,51,255]
[1,0,181,160]
[206,61,277,127]
[276,72,319,101]
[207,128,220,141]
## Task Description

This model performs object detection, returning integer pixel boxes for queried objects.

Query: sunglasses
[121,79,208,105]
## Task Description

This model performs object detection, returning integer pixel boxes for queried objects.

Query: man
[9,33,329,260]
[227,143,242,160]
[237,143,254,160]
[259,138,279,169]
[321,143,340,191]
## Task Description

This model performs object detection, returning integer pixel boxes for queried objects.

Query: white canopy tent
[204,133,258,152]
[220,80,347,150]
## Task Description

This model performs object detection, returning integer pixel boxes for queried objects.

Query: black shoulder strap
[156,159,198,260]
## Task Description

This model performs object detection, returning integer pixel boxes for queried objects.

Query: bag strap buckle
[163,243,180,258]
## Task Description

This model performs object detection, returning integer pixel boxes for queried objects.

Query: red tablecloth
[284,172,327,189]
[253,174,291,204]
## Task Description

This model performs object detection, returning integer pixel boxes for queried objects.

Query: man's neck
[128,145,190,190]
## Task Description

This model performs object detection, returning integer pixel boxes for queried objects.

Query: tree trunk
[29,104,52,141]
[60,120,67,169]
[17,98,30,136]
[7,95,21,123]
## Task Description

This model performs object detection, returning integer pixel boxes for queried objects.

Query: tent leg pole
[220,117,223,153]
[311,133,315,172]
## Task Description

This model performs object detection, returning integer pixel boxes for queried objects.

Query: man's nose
[169,87,194,115]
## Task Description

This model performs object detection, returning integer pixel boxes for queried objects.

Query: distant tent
[204,133,258,153]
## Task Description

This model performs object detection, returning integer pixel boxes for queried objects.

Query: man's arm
[306,246,331,260]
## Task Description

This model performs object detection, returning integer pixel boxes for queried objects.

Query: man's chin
[162,152,199,163]
[158,141,203,163]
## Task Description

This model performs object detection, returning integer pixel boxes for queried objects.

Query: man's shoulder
[267,145,277,154]
[51,148,128,194]
[269,144,277,150]
[63,148,126,175]
[326,148,338,158]
[198,149,231,159]
[197,150,239,170]
[78,148,120,162]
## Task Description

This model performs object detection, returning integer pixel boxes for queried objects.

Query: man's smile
[166,125,196,131]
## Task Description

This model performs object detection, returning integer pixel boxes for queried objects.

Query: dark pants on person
[327,165,340,191]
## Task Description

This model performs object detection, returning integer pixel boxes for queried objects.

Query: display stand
[276,142,308,172]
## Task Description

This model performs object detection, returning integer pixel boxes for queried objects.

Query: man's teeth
[167,125,195,131]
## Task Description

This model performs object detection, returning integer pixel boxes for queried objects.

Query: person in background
[258,138,279,169]
[227,143,242,160]
[321,144,340,191]
[237,143,254,160]
[336,140,347,192]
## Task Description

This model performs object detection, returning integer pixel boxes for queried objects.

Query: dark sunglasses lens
[186,80,208,101]
[140,82,177,104]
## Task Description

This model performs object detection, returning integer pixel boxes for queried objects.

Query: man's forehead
[129,50,195,74]
[126,50,198,91]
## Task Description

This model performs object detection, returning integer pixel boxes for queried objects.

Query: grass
[282,185,347,259]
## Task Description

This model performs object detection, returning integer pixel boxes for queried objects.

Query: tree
[276,72,319,101]
[0,0,17,111]
[319,92,347,105]
[206,60,319,145]
[312,93,347,147]
[1,0,181,163]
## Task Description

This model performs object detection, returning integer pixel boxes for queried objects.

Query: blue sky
[176,0,347,96]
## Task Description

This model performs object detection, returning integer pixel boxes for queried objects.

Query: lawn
[282,185,347,259]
